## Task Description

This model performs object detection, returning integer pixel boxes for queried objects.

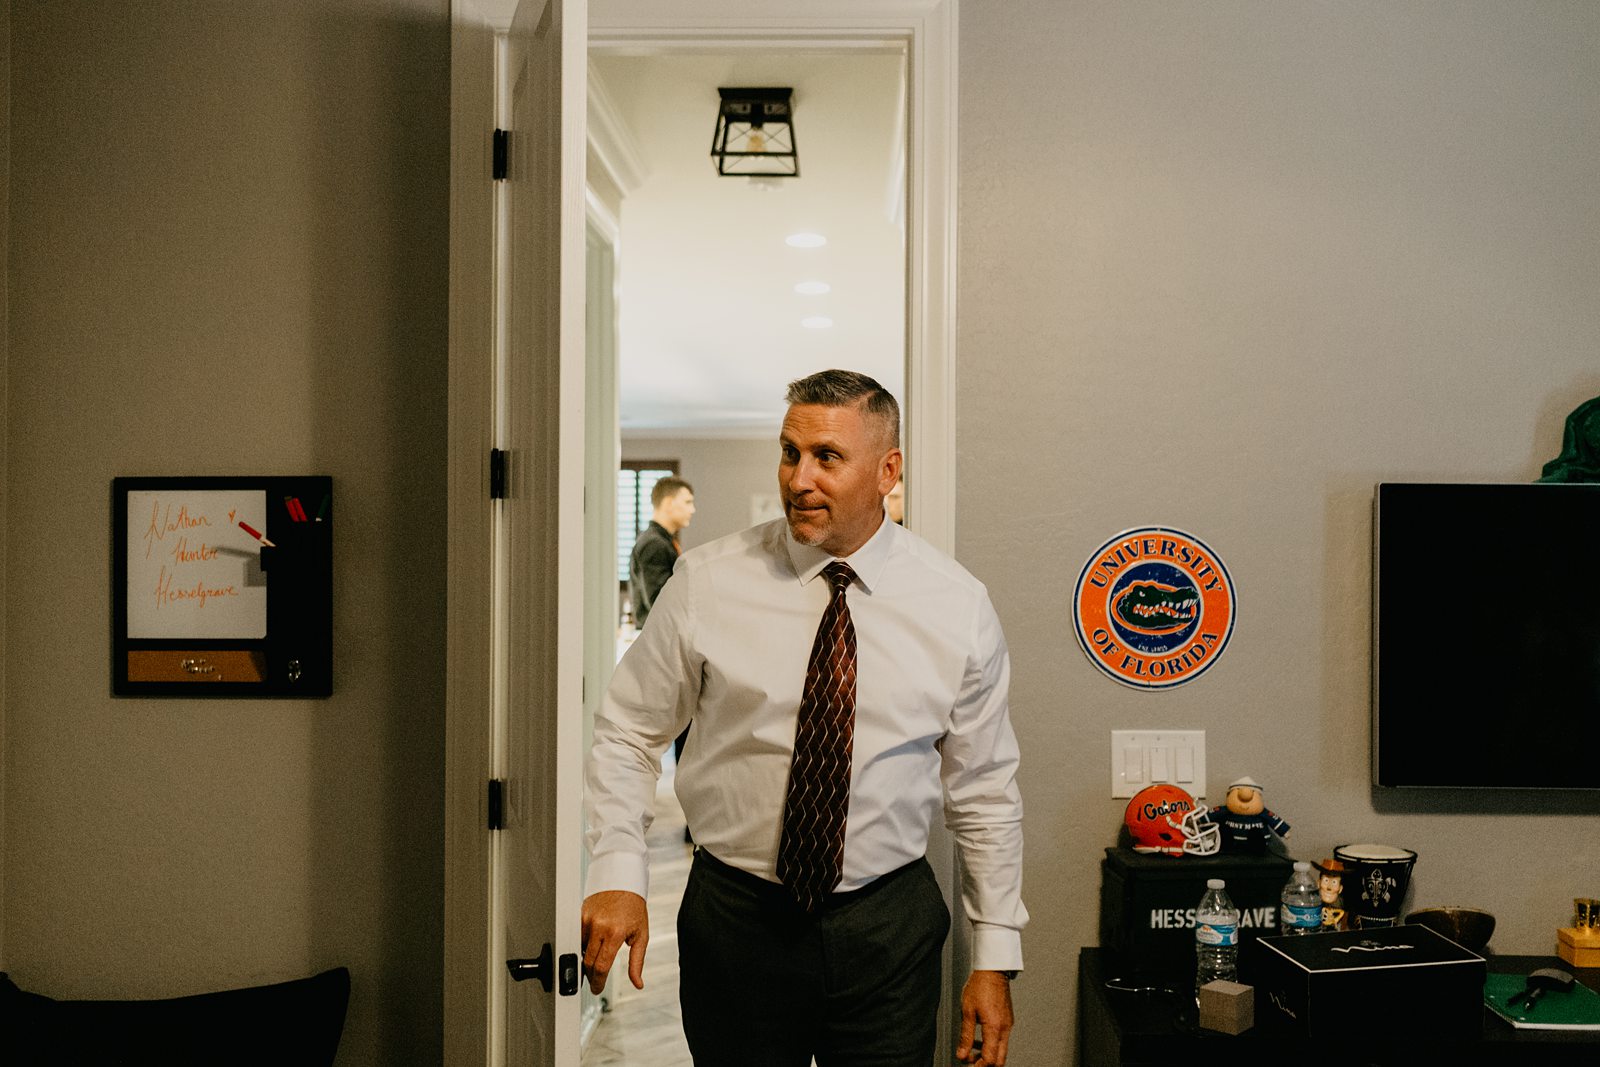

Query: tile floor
[580,767,695,1067]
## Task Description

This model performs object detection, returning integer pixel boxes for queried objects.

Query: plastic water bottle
[1279,860,1322,936]
[1195,878,1240,994]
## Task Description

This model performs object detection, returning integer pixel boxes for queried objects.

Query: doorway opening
[580,47,908,1066]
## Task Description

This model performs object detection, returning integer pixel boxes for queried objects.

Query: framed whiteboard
[112,476,333,696]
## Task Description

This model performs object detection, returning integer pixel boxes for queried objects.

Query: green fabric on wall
[1539,395,1600,483]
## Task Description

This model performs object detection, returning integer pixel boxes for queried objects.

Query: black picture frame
[112,476,333,697]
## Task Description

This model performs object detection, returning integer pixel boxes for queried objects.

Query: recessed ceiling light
[794,281,831,295]
[785,232,827,248]
[801,316,834,329]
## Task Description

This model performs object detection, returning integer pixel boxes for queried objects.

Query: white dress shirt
[585,514,1027,970]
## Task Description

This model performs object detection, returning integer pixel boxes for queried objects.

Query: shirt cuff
[584,851,650,900]
[970,922,1023,973]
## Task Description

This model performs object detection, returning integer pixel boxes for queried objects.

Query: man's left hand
[956,969,1014,1066]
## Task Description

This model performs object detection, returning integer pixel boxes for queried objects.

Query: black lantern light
[710,87,798,178]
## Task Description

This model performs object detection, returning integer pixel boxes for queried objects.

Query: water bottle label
[1196,922,1238,946]
[1283,904,1321,929]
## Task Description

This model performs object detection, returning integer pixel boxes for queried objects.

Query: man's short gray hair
[784,369,901,449]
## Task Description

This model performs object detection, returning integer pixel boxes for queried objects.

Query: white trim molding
[587,62,649,197]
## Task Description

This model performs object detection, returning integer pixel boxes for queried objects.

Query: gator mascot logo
[1113,581,1198,635]
[1073,526,1236,689]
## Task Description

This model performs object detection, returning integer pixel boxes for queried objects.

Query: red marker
[239,520,276,548]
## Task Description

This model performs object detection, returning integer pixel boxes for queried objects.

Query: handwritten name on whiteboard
[127,490,269,639]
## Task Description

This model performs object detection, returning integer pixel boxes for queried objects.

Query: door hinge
[489,449,507,500]
[487,778,506,831]
[493,128,509,181]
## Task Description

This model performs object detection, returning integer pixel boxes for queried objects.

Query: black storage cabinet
[1099,847,1294,983]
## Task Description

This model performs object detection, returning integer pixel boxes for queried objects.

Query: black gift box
[1251,924,1486,1042]
[1099,847,1293,981]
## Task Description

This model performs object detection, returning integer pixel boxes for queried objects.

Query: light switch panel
[1175,746,1195,782]
[1111,730,1206,798]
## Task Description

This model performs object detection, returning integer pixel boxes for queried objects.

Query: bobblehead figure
[1204,776,1290,855]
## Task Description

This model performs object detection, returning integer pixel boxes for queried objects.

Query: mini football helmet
[1124,783,1220,857]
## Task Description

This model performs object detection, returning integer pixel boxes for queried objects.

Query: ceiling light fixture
[785,232,827,249]
[801,316,834,330]
[794,281,831,295]
[711,87,799,178]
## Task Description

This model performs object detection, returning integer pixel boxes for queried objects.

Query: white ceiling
[590,52,907,438]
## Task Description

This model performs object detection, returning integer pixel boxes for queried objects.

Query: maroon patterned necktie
[777,561,858,913]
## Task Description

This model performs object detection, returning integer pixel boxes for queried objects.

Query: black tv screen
[1373,482,1600,789]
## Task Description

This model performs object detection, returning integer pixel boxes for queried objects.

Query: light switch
[1111,730,1206,798]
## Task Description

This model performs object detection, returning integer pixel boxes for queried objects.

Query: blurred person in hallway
[629,476,695,629]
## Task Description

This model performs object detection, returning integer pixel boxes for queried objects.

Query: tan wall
[9,5,1600,1066]
[4,3,449,1062]
[960,3,1600,1062]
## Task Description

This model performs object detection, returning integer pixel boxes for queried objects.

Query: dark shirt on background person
[628,477,694,628]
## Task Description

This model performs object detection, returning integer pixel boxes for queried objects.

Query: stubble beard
[786,516,828,547]
[784,503,829,547]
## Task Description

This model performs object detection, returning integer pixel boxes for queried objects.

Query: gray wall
[960,2,1600,1062]
[623,435,780,551]
[3,3,448,1063]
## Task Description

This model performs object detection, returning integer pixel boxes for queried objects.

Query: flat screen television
[1373,482,1600,789]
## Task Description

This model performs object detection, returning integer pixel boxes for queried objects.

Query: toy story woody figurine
[1202,776,1290,855]
[1316,857,1349,931]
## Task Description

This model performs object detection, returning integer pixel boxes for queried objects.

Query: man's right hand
[581,890,649,994]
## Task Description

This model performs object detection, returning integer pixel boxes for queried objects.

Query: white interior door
[501,0,587,1062]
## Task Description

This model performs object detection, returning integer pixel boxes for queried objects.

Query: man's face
[885,479,905,524]
[659,488,695,533]
[1319,873,1342,903]
[779,402,901,557]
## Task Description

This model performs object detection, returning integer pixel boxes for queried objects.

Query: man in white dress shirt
[582,370,1026,1067]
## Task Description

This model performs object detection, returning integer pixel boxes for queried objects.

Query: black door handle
[507,944,553,991]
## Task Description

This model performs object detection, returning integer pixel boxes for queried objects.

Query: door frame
[448,2,960,1063]
[588,1,963,1061]
[444,3,500,1064]
[445,0,589,1063]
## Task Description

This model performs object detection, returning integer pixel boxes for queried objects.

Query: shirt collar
[783,510,896,594]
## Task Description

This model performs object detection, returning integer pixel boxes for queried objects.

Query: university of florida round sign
[1073,526,1236,690]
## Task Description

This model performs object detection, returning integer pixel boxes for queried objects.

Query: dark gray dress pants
[678,850,949,1067]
